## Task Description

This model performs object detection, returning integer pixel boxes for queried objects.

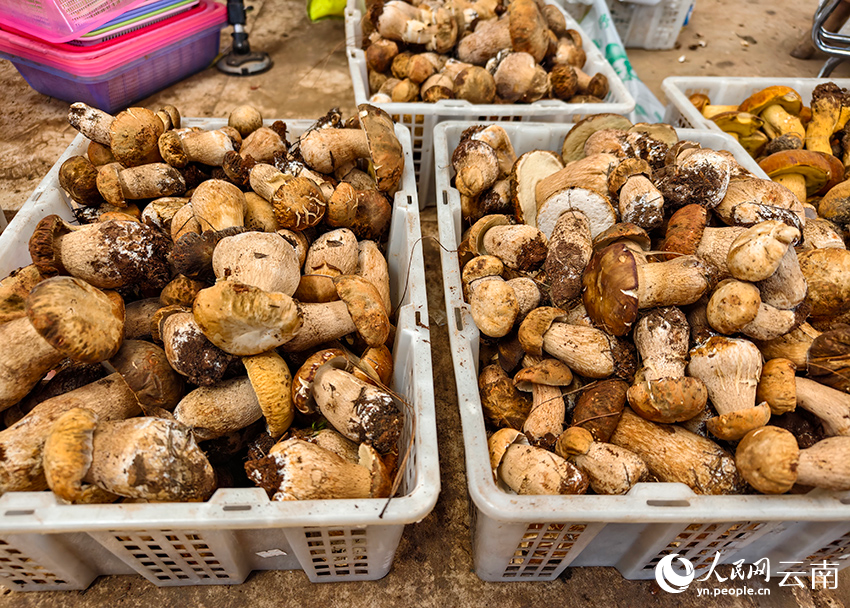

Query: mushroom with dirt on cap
[554,426,648,495]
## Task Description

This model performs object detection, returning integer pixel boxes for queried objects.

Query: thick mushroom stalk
[0,373,142,493]
[247,439,391,500]
[514,359,572,448]
[488,428,589,495]
[373,0,458,53]
[756,243,807,310]
[29,215,171,290]
[518,307,636,380]
[312,363,402,454]
[688,336,770,441]
[795,377,850,436]
[96,162,185,207]
[609,409,745,494]
[159,128,238,168]
[545,211,592,307]
[299,104,403,193]
[555,427,648,495]
[627,308,708,423]
[736,426,850,493]
[82,417,215,502]
[0,276,124,412]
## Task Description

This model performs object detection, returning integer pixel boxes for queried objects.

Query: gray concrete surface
[0,0,850,605]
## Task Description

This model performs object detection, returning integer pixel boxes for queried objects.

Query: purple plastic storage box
[0,1,226,112]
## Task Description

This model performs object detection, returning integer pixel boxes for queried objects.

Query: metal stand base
[216,49,272,76]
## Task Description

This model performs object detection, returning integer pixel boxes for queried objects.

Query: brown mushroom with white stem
[247,438,392,500]
[298,228,358,303]
[714,177,806,229]
[452,138,501,198]
[659,204,746,280]
[158,128,240,168]
[140,196,191,236]
[299,104,403,193]
[582,243,709,337]
[554,426,648,495]
[490,52,550,103]
[608,158,664,230]
[609,409,745,494]
[291,348,346,415]
[798,248,850,320]
[96,162,186,208]
[189,178,248,232]
[44,410,216,503]
[29,215,171,291]
[513,358,572,448]
[688,336,771,441]
[463,255,519,339]
[517,306,636,380]
[212,230,301,296]
[655,148,732,210]
[736,426,850,493]
[68,104,165,167]
[0,276,124,411]
[628,307,708,424]
[489,428,589,495]
[706,279,805,342]
[312,358,402,454]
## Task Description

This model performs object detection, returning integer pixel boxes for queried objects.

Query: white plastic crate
[0,118,439,592]
[662,76,850,133]
[607,0,694,49]
[434,120,850,582]
[345,0,635,207]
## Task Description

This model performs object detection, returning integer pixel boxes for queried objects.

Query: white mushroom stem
[740,302,798,341]
[633,307,689,380]
[0,373,142,493]
[637,256,708,309]
[795,377,850,436]
[695,226,746,278]
[498,443,588,495]
[756,245,807,310]
[542,323,615,378]
[68,103,113,145]
[688,337,762,416]
[609,409,743,494]
[555,429,647,495]
[174,377,263,441]
[280,300,357,352]
[796,437,850,490]
[299,129,368,174]
[0,317,64,411]
[522,384,565,446]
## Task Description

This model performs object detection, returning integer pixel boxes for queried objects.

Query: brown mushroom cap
[488,427,524,472]
[592,223,652,251]
[759,150,833,197]
[479,365,532,430]
[333,275,391,347]
[572,379,628,442]
[228,105,263,138]
[735,425,800,494]
[562,114,634,163]
[109,339,184,411]
[627,376,708,423]
[109,108,163,167]
[26,277,124,363]
[582,244,639,337]
[798,248,850,317]
[707,402,772,441]
[706,279,762,334]
[508,0,549,63]
[513,359,574,391]
[358,104,404,193]
[291,348,346,415]
[243,350,294,439]
[658,204,708,259]
[738,86,803,116]
[517,306,567,356]
[757,357,797,414]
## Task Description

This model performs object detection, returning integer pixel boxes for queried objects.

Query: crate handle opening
[454,306,464,331]
[222,505,252,512]
[646,500,690,508]
[841,497,850,505]
[442,190,448,205]
[4,510,34,516]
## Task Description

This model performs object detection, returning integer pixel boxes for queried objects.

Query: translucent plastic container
[607,0,695,49]
[435,120,850,582]
[0,119,439,592]
[0,0,149,44]
[0,1,226,113]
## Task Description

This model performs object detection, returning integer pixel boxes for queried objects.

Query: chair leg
[819,55,845,77]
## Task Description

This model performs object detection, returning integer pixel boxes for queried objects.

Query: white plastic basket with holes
[0,118,439,592]
[344,0,635,208]
[662,76,850,133]
[606,0,694,50]
[435,120,850,582]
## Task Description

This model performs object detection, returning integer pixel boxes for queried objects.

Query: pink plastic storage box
[0,0,150,44]
[0,1,226,113]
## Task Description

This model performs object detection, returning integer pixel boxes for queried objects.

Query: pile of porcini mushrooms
[362,0,611,104]
[0,101,408,504]
[690,82,850,237]
[452,114,850,497]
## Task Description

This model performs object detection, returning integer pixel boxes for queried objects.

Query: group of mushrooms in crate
[363,0,611,104]
[451,113,850,497]
[0,101,410,504]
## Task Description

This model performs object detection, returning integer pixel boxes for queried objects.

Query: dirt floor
[1,0,850,605]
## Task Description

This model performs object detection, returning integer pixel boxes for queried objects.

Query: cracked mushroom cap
[243,350,294,439]
[357,104,404,193]
[193,280,302,356]
[333,275,391,347]
[562,114,634,163]
[26,276,124,363]
[43,408,117,504]
[582,243,639,337]
[536,187,617,240]
[212,231,300,295]
[735,425,799,494]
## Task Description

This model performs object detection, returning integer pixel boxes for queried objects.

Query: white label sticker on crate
[256,549,288,558]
